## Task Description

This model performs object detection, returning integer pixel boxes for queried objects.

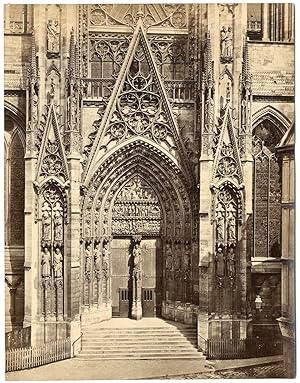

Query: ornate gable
[83,19,192,184]
[35,103,69,183]
[213,106,243,184]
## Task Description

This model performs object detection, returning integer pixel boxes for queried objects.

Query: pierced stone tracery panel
[89,4,187,29]
[106,44,174,152]
[112,176,161,236]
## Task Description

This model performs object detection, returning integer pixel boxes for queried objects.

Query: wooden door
[142,288,155,317]
[111,238,131,317]
[119,288,132,318]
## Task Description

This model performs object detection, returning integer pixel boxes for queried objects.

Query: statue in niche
[174,242,181,279]
[41,247,51,278]
[94,243,101,272]
[227,213,237,243]
[227,247,236,278]
[216,247,225,277]
[220,26,233,63]
[216,210,225,244]
[183,242,190,271]
[42,206,51,241]
[53,247,63,278]
[53,203,63,241]
[225,27,233,57]
[102,241,110,278]
[220,26,227,57]
[133,243,142,280]
[47,20,60,53]
[85,243,92,274]
[103,221,108,235]
[165,243,173,279]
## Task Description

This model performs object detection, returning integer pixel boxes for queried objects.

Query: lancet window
[252,119,283,258]
[4,116,25,247]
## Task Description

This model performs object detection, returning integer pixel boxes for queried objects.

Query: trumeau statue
[133,243,142,280]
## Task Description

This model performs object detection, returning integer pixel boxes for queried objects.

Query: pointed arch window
[252,119,283,258]
[5,117,25,246]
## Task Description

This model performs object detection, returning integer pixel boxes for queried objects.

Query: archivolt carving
[82,142,196,243]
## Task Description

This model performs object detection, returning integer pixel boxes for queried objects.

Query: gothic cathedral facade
[4,3,294,362]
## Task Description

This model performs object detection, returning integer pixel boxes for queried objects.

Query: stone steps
[77,321,204,360]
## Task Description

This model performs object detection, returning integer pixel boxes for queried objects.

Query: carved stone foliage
[220,26,233,63]
[40,183,64,320]
[112,176,161,236]
[89,4,187,29]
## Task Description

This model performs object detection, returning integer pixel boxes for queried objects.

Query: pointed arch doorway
[110,175,163,318]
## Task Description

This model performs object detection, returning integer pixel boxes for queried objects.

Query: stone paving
[6,356,284,381]
[161,362,286,379]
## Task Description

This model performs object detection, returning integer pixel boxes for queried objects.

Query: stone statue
[220,25,233,62]
[165,243,173,279]
[227,247,235,278]
[47,20,60,53]
[174,242,181,271]
[133,243,142,279]
[102,241,110,278]
[216,211,225,244]
[216,247,225,277]
[225,26,233,57]
[53,205,63,241]
[227,211,237,243]
[42,208,51,241]
[94,243,101,272]
[41,247,51,278]
[220,26,227,57]
[85,244,92,273]
[183,242,190,272]
[53,247,63,278]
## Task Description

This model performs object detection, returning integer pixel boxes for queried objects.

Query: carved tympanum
[112,176,161,236]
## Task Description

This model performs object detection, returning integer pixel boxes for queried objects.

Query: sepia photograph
[3,2,295,380]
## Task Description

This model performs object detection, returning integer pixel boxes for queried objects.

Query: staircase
[77,318,205,360]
